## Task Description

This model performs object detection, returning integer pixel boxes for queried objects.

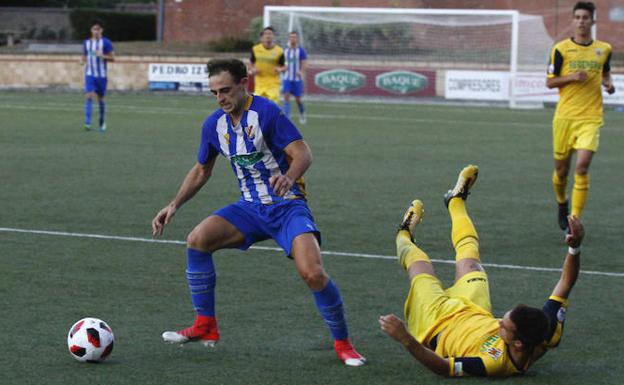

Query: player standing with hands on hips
[152,58,365,367]
[80,20,114,132]
[546,1,615,233]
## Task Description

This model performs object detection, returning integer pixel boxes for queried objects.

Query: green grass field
[1,91,623,385]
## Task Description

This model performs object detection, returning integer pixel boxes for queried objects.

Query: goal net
[264,6,556,106]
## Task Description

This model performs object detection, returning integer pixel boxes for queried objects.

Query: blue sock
[186,248,216,316]
[84,99,92,125]
[297,102,305,115]
[98,100,106,127]
[313,280,349,341]
[283,101,291,118]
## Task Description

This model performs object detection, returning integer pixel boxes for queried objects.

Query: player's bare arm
[97,50,115,62]
[379,314,450,376]
[152,158,216,236]
[546,71,588,89]
[551,215,584,299]
[269,139,312,197]
[298,59,307,78]
[602,72,615,94]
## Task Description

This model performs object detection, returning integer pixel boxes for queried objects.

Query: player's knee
[575,164,590,175]
[186,228,212,250]
[554,163,569,177]
[299,267,327,289]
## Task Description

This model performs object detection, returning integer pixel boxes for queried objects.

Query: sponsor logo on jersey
[314,69,366,93]
[231,151,263,167]
[375,71,429,94]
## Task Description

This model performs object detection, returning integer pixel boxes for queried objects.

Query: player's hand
[379,314,412,344]
[603,82,616,94]
[152,205,177,237]
[95,50,103,58]
[269,174,294,197]
[565,215,584,248]
[573,71,588,82]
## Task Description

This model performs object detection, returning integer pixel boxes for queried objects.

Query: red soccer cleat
[162,315,220,348]
[334,339,366,366]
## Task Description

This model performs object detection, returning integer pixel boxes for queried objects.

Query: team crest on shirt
[595,48,603,56]
[245,125,255,139]
[481,335,503,360]
[486,347,503,360]
[557,307,566,322]
[223,132,230,144]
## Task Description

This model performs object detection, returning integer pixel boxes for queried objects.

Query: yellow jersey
[433,296,567,377]
[250,43,284,88]
[547,38,612,120]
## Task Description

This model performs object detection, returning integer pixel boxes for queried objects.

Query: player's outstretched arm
[269,139,312,197]
[602,72,616,94]
[379,314,450,376]
[551,215,584,299]
[152,159,216,236]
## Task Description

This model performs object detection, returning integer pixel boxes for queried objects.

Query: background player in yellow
[249,26,285,103]
[546,1,615,233]
[379,165,584,377]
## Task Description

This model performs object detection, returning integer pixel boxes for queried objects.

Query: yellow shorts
[254,83,280,103]
[553,119,602,160]
[404,271,491,344]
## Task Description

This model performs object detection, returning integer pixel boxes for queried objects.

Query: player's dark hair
[509,304,550,351]
[573,2,595,18]
[206,58,248,84]
[91,19,103,28]
[260,26,275,36]
[289,31,298,35]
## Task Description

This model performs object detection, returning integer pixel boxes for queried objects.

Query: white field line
[1,227,622,278]
[0,102,546,128]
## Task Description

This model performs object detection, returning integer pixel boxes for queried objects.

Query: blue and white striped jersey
[197,95,306,204]
[283,46,307,82]
[83,38,113,78]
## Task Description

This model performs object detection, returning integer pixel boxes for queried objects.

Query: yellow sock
[448,198,480,262]
[571,173,589,217]
[396,230,431,269]
[552,170,568,204]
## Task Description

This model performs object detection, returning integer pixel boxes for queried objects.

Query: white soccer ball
[67,317,114,363]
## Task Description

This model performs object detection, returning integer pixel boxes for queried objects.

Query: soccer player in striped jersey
[80,20,114,132]
[282,31,308,124]
[546,1,615,232]
[380,165,583,377]
[152,58,365,367]
[249,27,285,104]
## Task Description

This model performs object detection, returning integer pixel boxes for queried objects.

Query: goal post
[264,6,555,107]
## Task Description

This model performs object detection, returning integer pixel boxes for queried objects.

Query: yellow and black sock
[552,170,568,204]
[571,173,589,217]
[396,230,431,270]
[448,198,480,262]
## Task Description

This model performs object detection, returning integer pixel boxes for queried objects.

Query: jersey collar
[570,37,594,47]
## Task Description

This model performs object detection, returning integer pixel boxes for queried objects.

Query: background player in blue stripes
[151,58,365,366]
[282,31,307,124]
[80,20,114,132]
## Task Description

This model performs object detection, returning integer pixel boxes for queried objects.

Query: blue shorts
[214,199,321,257]
[282,80,304,97]
[85,76,107,96]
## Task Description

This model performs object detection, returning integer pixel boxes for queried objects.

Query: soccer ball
[67,317,114,363]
